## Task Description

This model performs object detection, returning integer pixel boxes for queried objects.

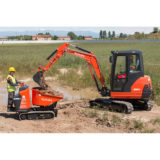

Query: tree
[52,35,58,40]
[141,32,145,39]
[77,35,84,40]
[153,27,159,33]
[119,33,127,39]
[67,32,77,40]
[38,33,44,35]
[46,32,51,35]
[119,33,123,38]
[103,30,107,39]
[108,31,111,39]
[123,34,127,38]
[23,35,32,40]
[134,32,144,39]
[134,32,140,39]
[112,31,115,39]
[99,30,103,39]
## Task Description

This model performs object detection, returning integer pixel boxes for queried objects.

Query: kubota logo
[133,88,141,91]
[41,98,52,102]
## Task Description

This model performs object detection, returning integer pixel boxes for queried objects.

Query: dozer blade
[33,71,48,89]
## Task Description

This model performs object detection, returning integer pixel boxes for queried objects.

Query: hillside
[128,32,160,40]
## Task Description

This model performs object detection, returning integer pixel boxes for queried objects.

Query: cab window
[113,56,126,91]
[129,55,140,72]
[115,56,126,75]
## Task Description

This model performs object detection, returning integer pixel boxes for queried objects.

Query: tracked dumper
[12,85,63,120]
[32,43,153,114]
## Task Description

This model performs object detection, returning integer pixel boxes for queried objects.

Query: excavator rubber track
[111,100,134,114]
[89,98,134,114]
[144,100,153,111]
[18,111,55,120]
[131,100,153,111]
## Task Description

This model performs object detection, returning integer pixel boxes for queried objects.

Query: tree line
[6,27,160,40]
[8,32,57,40]
[99,30,127,40]
[99,27,160,40]
[7,32,86,40]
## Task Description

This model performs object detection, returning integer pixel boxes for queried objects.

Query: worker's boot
[7,106,15,112]
[7,107,11,112]
[54,109,58,117]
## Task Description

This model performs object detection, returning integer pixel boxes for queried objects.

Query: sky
[0,27,156,35]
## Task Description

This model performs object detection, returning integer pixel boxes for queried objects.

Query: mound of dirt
[57,99,90,109]
[38,75,64,97]
[41,86,64,97]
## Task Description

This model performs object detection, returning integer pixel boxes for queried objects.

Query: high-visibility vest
[7,75,16,92]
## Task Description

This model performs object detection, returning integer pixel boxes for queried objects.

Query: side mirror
[109,56,113,63]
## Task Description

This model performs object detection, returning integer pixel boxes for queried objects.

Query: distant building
[84,36,93,40]
[57,36,71,40]
[32,35,52,40]
[0,37,8,40]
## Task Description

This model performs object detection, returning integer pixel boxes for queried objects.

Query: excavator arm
[38,43,69,72]
[33,43,109,96]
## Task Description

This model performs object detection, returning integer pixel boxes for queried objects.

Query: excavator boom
[33,43,69,88]
[33,43,109,96]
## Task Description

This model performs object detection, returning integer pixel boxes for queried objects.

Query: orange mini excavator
[32,43,153,114]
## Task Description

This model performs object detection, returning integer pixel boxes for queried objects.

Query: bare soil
[0,78,160,133]
[40,86,64,97]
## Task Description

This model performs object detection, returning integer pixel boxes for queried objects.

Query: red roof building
[32,35,52,40]
[57,36,71,40]
[84,36,93,40]
[0,37,8,40]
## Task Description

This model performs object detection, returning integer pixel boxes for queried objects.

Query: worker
[7,67,23,111]
[129,55,137,72]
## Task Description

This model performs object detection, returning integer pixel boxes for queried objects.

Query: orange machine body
[19,87,31,110]
[18,87,63,110]
[111,75,152,99]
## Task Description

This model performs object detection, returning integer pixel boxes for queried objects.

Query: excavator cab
[110,50,144,92]
[109,50,152,103]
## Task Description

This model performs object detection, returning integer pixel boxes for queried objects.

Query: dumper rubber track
[89,98,134,114]
[19,111,55,120]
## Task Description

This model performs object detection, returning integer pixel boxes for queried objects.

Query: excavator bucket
[33,49,58,89]
[33,71,48,89]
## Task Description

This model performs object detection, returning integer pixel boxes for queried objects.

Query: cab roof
[111,50,142,55]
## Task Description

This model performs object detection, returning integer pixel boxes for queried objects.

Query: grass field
[0,42,160,104]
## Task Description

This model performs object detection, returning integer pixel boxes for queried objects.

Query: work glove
[19,83,25,87]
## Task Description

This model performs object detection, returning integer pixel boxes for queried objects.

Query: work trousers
[7,91,15,108]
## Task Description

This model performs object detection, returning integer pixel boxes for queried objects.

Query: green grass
[142,129,155,133]
[111,115,121,124]
[151,118,160,125]
[133,120,144,130]
[0,42,160,104]
[84,108,99,118]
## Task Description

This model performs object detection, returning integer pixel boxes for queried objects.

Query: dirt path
[0,78,160,133]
